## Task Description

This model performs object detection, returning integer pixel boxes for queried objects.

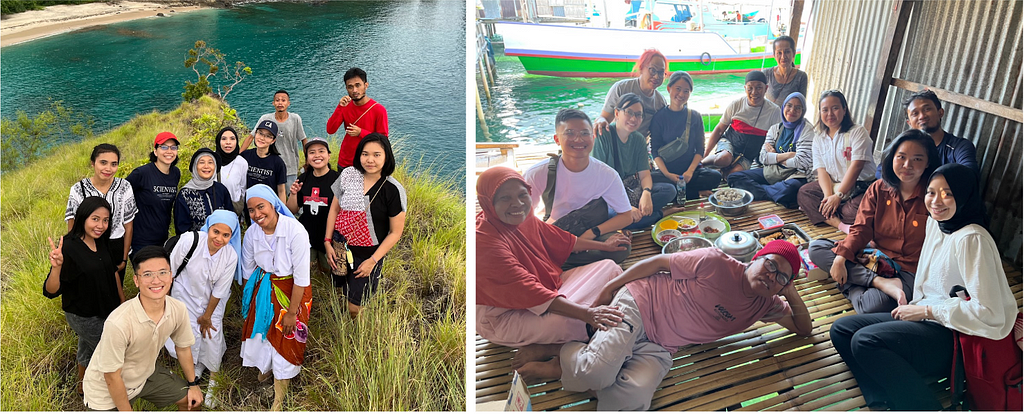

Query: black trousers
[830,313,952,410]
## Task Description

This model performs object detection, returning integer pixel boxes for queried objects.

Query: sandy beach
[0,1,208,47]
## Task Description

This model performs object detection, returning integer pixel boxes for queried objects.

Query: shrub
[0,99,94,173]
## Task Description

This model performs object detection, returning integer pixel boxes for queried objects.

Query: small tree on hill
[183,40,252,102]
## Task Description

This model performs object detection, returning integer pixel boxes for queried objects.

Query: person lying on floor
[513,241,812,411]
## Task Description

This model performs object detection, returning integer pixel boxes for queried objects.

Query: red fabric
[334,209,374,246]
[476,167,577,309]
[326,99,389,168]
[753,239,802,274]
[952,312,1023,411]
[730,118,768,136]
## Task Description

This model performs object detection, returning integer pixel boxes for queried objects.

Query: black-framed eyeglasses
[618,108,644,120]
[762,257,794,286]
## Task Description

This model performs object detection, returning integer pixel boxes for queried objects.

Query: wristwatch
[590,227,602,237]
[834,191,846,200]
[187,377,200,387]
[642,187,652,193]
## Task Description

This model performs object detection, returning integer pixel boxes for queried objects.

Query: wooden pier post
[478,56,492,101]
[476,89,490,139]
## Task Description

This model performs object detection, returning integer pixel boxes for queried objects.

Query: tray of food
[751,223,812,248]
[652,211,731,246]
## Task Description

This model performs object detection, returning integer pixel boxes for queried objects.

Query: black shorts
[331,245,383,306]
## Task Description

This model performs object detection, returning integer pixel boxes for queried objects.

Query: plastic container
[758,214,785,230]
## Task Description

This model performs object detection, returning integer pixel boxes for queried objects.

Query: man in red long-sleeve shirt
[326,67,389,168]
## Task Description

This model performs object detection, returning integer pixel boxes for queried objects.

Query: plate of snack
[751,224,812,248]
[651,211,731,246]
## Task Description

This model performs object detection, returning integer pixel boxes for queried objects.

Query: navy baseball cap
[256,119,278,138]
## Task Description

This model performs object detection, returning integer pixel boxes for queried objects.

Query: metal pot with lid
[715,230,762,262]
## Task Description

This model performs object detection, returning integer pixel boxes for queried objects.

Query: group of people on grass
[44,67,407,411]
[476,38,1019,411]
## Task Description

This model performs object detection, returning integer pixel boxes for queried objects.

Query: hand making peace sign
[48,236,64,268]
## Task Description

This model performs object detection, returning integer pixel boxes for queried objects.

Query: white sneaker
[203,391,217,409]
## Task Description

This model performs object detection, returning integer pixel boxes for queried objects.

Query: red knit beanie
[753,240,802,274]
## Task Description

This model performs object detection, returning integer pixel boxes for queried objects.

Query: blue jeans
[727,168,805,209]
[622,182,676,230]
[830,313,951,410]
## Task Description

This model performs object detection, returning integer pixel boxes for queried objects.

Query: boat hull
[496,22,801,78]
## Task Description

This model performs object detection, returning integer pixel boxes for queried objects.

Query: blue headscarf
[240,184,294,339]
[244,184,295,220]
[201,210,243,285]
[779,92,807,150]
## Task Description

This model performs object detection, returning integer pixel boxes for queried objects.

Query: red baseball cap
[154,131,179,145]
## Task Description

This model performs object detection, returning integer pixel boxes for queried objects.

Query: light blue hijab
[244,184,295,220]
[201,210,243,285]
[240,184,294,339]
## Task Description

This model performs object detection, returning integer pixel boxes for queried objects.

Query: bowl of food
[657,219,679,232]
[699,219,727,241]
[656,229,683,244]
[662,236,714,254]
[676,217,699,232]
[708,188,754,216]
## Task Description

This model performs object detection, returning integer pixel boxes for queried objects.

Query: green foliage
[182,40,252,102]
[181,75,211,102]
[0,1,102,15]
[0,99,94,173]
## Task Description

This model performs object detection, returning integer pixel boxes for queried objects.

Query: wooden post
[864,0,914,141]
[482,43,496,85]
[476,89,490,139]
[478,55,492,101]
[788,0,803,41]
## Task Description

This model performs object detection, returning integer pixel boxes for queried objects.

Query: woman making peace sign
[44,196,125,395]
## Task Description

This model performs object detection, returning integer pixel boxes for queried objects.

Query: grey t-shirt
[255,113,307,176]
[600,77,667,138]
[762,67,808,107]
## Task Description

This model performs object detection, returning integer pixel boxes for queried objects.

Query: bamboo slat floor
[474,196,1024,411]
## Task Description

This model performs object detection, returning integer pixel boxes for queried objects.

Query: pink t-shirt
[627,248,791,352]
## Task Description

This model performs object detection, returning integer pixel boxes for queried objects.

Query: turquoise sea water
[476,43,747,144]
[1,1,466,182]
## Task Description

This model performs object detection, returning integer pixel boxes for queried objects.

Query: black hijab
[929,163,988,234]
[214,126,240,166]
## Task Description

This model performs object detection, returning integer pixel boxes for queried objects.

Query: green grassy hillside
[0,96,466,410]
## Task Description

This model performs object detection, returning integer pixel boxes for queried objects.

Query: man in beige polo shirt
[83,246,203,411]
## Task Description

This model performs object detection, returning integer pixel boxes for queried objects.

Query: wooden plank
[788,0,805,43]
[891,78,1024,124]
[473,185,1024,411]
[864,0,914,140]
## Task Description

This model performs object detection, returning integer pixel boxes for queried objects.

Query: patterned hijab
[182,148,219,191]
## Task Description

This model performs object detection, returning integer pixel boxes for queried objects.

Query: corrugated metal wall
[802,0,893,126]
[805,0,1023,264]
